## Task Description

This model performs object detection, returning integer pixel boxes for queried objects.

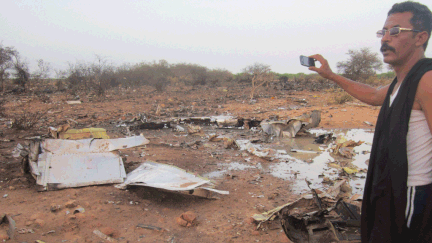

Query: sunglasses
[377,27,421,38]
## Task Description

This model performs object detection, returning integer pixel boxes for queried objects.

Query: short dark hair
[388,1,432,50]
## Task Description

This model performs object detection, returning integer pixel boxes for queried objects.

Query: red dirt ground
[0,85,377,242]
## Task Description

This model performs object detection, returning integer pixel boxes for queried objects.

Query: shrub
[333,91,353,104]
[11,111,46,130]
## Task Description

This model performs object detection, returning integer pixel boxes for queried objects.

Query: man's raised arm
[309,54,389,106]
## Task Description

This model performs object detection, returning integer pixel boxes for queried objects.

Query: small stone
[251,230,260,236]
[8,186,15,190]
[65,200,78,208]
[50,204,62,212]
[176,217,188,227]
[100,227,118,237]
[35,218,45,227]
[181,211,196,224]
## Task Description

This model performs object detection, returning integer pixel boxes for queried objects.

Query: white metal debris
[116,161,229,195]
[33,135,149,191]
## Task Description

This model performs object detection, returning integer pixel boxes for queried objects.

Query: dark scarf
[361,58,432,242]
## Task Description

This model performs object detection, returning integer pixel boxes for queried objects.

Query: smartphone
[300,55,315,67]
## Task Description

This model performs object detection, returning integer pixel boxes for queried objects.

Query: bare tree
[90,55,116,96]
[337,47,383,82]
[11,53,30,90]
[31,59,51,85]
[0,43,17,92]
[242,63,274,99]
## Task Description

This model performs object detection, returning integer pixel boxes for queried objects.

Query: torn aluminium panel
[27,135,149,191]
[261,110,322,138]
[115,161,229,197]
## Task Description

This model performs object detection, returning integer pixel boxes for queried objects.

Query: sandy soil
[0,84,378,242]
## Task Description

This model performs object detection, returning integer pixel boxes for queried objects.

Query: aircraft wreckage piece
[22,135,149,191]
[171,116,261,128]
[253,189,361,242]
[116,161,229,198]
[280,197,361,242]
[129,122,171,130]
[261,110,321,138]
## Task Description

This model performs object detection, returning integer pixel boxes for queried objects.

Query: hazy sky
[2,0,432,76]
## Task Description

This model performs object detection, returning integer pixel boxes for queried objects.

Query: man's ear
[416,31,429,48]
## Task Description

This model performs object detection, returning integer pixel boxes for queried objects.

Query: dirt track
[0,85,378,242]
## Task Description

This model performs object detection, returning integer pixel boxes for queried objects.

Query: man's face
[381,12,418,66]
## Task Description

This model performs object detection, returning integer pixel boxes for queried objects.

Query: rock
[50,204,62,212]
[251,230,260,236]
[65,200,78,208]
[100,227,116,237]
[176,217,188,227]
[181,211,196,224]
[35,218,45,227]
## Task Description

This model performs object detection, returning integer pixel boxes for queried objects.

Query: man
[309,1,432,242]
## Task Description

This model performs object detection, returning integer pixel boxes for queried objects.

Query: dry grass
[11,111,46,130]
[333,91,353,104]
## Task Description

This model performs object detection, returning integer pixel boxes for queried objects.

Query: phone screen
[300,56,315,67]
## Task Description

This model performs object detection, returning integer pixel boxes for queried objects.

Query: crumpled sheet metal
[252,194,329,223]
[116,161,229,195]
[261,111,321,138]
[252,180,349,224]
[253,190,361,242]
[33,135,149,191]
[260,120,305,138]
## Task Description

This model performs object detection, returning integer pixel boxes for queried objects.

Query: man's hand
[308,54,335,80]
[305,53,388,106]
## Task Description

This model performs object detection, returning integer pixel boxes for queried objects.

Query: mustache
[381,43,396,53]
